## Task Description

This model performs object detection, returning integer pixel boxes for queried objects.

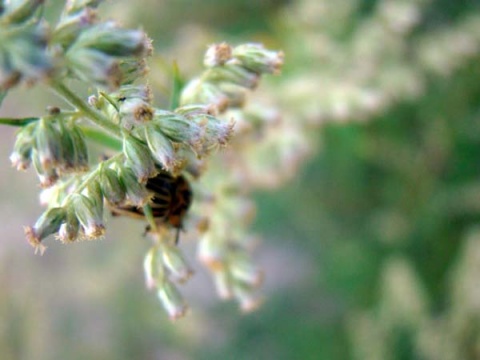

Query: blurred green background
[2,0,480,359]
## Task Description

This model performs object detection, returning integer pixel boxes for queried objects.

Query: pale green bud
[57,207,80,242]
[25,206,66,254]
[70,193,105,239]
[161,245,194,283]
[212,268,233,300]
[57,126,77,173]
[32,149,59,188]
[66,47,121,88]
[216,82,247,108]
[53,7,96,48]
[204,65,259,90]
[35,118,62,170]
[144,125,181,173]
[69,124,89,171]
[143,246,165,289]
[232,43,284,75]
[157,280,188,320]
[2,25,53,89]
[1,0,44,25]
[232,281,263,313]
[193,114,234,152]
[73,22,150,57]
[118,166,152,206]
[180,79,229,113]
[122,132,157,183]
[10,121,37,170]
[198,233,226,270]
[118,58,149,85]
[86,180,103,209]
[144,247,157,289]
[229,252,263,287]
[152,112,202,152]
[99,167,125,205]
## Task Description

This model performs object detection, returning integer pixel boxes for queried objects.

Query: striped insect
[111,171,192,243]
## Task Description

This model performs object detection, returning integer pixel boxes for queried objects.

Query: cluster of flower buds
[26,155,158,253]
[64,20,151,88]
[181,42,284,112]
[176,43,284,311]
[10,114,89,187]
[90,84,235,175]
[0,0,52,89]
[143,238,194,320]
[0,0,151,91]
[3,0,284,319]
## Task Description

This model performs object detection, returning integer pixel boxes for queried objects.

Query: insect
[111,171,192,244]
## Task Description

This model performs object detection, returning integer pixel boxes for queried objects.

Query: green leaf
[0,117,39,127]
[169,61,184,111]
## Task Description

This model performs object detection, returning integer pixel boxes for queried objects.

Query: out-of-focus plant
[0,0,284,319]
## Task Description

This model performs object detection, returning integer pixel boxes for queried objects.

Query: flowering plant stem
[50,80,122,138]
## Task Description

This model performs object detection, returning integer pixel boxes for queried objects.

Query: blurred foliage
[2,0,480,359]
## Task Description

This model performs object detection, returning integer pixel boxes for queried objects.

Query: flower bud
[232,282,263,313]
[212,268,233,300]
[57,125,77,173]
[86,179,103,208]
[205,66,259,90]
[153,112,202,152]
[70,193,105,239]
[122,132,157,183]
[25,207,66,254]
[35,118,63,171]
[198,233,226,270]
[57,207,80,242]
[161,245,194,283]
[144,125,181,173]
[229,252,263,287]
[143,246,165,289]
[66,46,121,88]
[118,58,149,85]
[193,114,234,152]
[10,121,37,170]
[99,167,125,205]
[216,82,247,108]
[74,22,150,57]
[117,166,152,206]
[5,25,53,87]
[53,7,97,48]
[232,43,284,75]
[204,42,232,67]
[180,79,229,113]
[32,149,59,187]
[119,98,154,127]
[1,0,44,25]
[157,280,188,320]
[69,124,89,171]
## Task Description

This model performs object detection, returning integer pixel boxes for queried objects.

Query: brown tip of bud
[24,226,47,255]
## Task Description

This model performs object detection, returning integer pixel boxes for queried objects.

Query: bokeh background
[2,0,480,359]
